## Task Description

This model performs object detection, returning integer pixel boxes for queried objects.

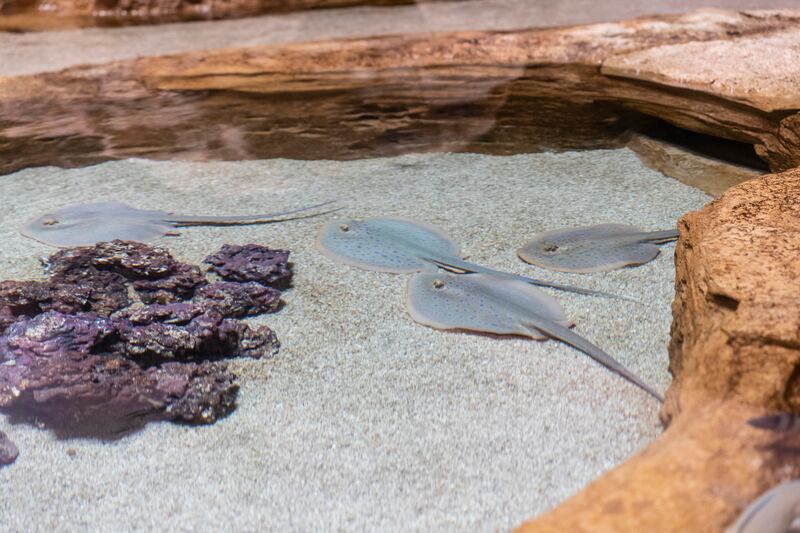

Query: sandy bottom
[0,149,710,532]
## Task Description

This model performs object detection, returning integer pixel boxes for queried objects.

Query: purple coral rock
[46,240,176,279]
[0,272,129,333]
[0,430,18,466]
[0,312,115,406]
[0,312,239,434]
[204,244,292,288]
[133,263,207,304]
[2,311,113,361]
[151,361,239,423]
[47,240,207,304]
[110,304,279,360]
[114,302,206,325]
[194,281,282,318]
[218,320,280,359]
[111,307,224,360]
[0,240,286,440]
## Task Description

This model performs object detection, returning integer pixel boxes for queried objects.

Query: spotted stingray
[315,217,629,300]
[517,224,679,273]
[725,479,800,533]
[405,271,663,401]
[20,200,337,247]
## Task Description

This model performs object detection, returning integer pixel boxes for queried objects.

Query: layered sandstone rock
[1,9,799,176]
[0,0,422,31]
[666,168,800,420]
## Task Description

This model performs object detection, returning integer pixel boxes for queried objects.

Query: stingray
[20,200,338,248]
[316,217,630,300]
[517,224,679,273]
[405,271,663,402]
[725,479,800,533]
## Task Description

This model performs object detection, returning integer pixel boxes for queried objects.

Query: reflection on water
[0,83,647,175]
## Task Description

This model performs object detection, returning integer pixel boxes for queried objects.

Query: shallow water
[0,150,710,531]
[4,1,779,529]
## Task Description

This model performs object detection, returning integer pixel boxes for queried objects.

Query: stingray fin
[425,256,638,302]
[727,491,778,533]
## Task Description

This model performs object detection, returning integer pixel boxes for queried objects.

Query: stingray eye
[339,224,350,232]
[42,217,59,226]
[432,279,445,290]
[542,242,559,252]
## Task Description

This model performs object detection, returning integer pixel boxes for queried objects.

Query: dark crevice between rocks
[633,120,770,172]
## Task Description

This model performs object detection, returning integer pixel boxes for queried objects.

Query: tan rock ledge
[0,0,426,31]
[1,8,799,176]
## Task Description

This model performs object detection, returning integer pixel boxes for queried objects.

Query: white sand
[0,149,710,532]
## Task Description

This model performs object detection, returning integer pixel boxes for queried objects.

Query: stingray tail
[640,229,679,244]
[425,256,637,302]
[520,318,664,403]
[167,199,341,226]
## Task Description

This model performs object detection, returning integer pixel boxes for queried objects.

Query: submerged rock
[194,281,282,318]
[47,240,207,304]
[111,304,279,360]
[0,273,129,334]
[0,240,290,439]
[47,240,176,278]
[0,321,239,434]
[0,430,18,466]
[205,244,292,288]
[133,263,207,304]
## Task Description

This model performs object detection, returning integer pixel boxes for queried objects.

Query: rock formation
[1,9,799,176]
[666,168,800,420]
[0,0,423,31]
[1,7,799,530]
[0,241,289,440]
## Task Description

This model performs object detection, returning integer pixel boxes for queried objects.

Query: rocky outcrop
[0,241,287,440]
[0,0,424,31]
[515,169,800,532]
[1,9,799,176]
[665,168,800,420]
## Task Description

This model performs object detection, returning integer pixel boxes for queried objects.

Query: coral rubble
[204,244,292,288]
[0,240,288,443]
[194,281,282,318]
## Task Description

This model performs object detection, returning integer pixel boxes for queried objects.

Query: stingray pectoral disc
[20,202,173,247]
[405,271,572,339]
[517,223,661,273]
[315,217,461,274]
